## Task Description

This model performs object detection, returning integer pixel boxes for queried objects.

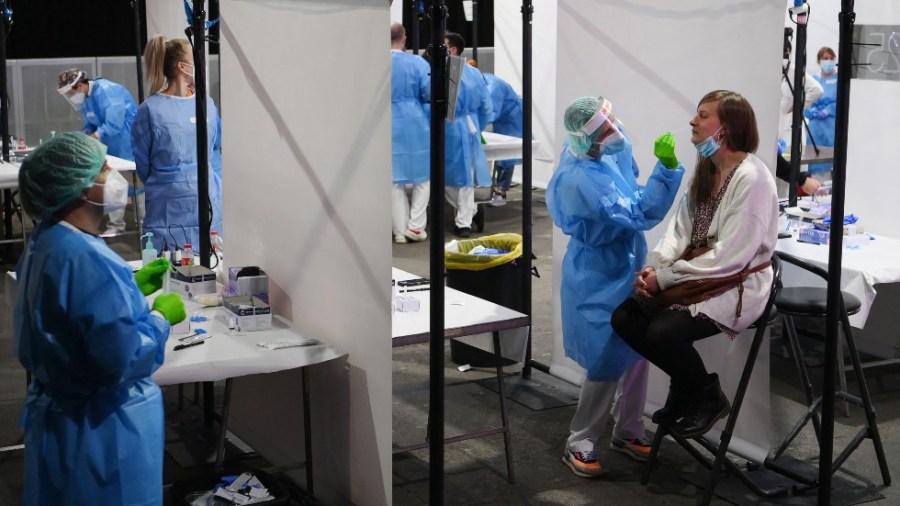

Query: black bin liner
[445,233,525,367]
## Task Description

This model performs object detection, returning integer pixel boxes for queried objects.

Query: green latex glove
[134,258,171,296]
[152,293,186,325]
[654,132,679,170]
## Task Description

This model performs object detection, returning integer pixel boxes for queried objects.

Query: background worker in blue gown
[804,46,838,177]
[132,35,223,252]
[546,96,684,478]
[57,68,138,236]
[444,32,493,238]
[390,23,431,244]
[483,73,524,207]
[15,132,186,505]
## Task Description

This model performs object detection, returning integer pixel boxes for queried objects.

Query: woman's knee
[610,299,639,343]
[644,312,703,350]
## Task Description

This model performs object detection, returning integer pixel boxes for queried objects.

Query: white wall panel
[494,0,558,188]
[549,0,786,461]
[219,1,391,504]
[146,0,190,40]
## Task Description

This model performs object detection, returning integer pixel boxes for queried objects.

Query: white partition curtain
[215,1,392,504]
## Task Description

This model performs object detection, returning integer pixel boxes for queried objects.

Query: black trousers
[611,298,721,390]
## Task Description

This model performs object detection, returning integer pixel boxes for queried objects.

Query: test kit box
[224,266,269,302]
[170,265,216,299]
[798,226,870,248]
[798,226,829,245]
[394,296,420,312]
[223,295,272,331]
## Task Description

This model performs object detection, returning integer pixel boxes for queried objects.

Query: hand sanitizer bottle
[141,232,156,266]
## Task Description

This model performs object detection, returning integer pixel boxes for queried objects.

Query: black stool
[768,251,891,486]
[642,256,781,505]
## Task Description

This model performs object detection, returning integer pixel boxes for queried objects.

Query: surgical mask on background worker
[86,169,129,215]
[180,61,195,88]
[65,92,86,111]
[694,126,723,158]
[820,59,836,74]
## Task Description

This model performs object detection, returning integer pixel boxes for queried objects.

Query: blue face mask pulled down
[694,127,723,158]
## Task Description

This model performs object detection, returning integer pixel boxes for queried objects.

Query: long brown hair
[143,35,190,95]
[689,90,759,206]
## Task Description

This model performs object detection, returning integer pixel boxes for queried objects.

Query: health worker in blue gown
[132,35,223,252]
[444,32,493,238]
[547,96,683,478]
[483,73,524,207]
[15,132,186,505]
[390,23,431,244]
[804,46,838,175]
[57,68,137,162]
[57,68,138,235]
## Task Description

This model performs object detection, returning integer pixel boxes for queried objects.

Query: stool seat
[775,287,861,316]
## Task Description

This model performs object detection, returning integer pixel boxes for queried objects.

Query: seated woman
[610,90,779,439]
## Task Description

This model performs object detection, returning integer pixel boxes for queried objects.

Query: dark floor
[2,191,899,505]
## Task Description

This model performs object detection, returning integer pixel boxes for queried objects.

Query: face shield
[578,99,626,157]
[57,71,86,111]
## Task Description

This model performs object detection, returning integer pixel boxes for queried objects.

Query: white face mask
[66,92,86,111]
[86,169,129,215]
[180,61,195,79]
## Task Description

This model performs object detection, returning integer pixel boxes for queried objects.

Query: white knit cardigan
[648,153,779,333]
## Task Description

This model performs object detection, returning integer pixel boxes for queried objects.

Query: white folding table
[391,267,529,482]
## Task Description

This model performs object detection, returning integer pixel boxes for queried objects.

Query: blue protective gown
[392,51,431,184]
[804,72,837,174]
[14,220,170,506]
[446,64,493,188]
[546,142,683,381]
[131,93,223,251]
[483,73,524,170]
[80,79,138,161]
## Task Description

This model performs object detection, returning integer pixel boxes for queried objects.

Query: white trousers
[106,206,126,230]
[391,182,430,235]
[444,186,476,229]
[567,359,649,452]
[105,187,145,230]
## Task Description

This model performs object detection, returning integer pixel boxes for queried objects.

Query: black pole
[0,0,9,164]
[781,66,820,154]
[191,2,212,267]
[131,0,145,102]
[428,2,448,503]
[409,0,419,55]
[520,0,535,379]
[820,3,855,503]
[788,1,809,207]
[1,1,11,245]
[471,0,478,65]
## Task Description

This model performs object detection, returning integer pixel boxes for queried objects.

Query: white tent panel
[218,1,392,504]
[549,0,786,461]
